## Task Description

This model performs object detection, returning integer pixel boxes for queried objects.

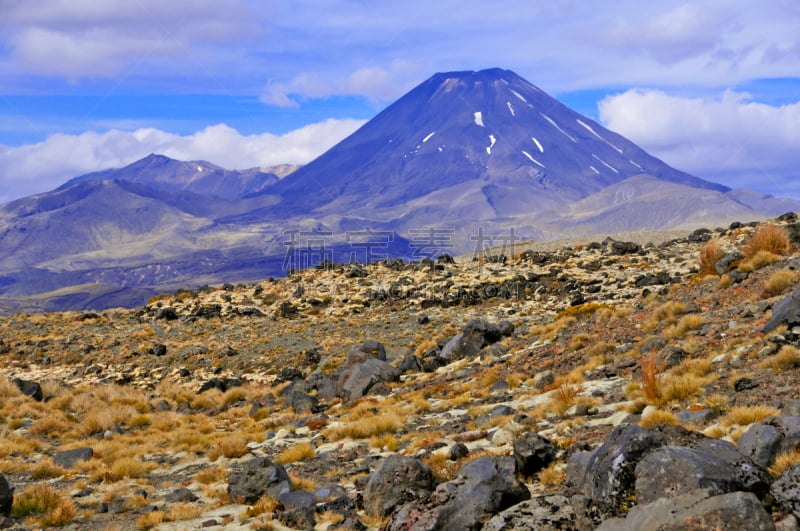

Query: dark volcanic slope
[267,68,728,217]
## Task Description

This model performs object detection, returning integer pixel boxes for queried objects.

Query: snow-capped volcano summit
[268,68,727,221]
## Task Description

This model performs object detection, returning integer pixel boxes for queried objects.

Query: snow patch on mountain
[576,119,623,154]
[487,135,496,155]
[541,114,577,143]
[510,89,527,103]
[531,137,544,153]
[629,159,643,171]
[592,154,619,174]
[522,150,545,168]
[590,165,600,175]
[422,132,436,143]
[506,102,515,116]
[474,112,485,127]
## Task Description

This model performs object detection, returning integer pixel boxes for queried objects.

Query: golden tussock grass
[757,345,800,371]
[322,413,404,441]
[547,384,578,416]
[239,495,280,520]
[722,405,781,426]
[422,452,461,484]
[739,250,782,272]
[762,269,797,298]
[639,409,680,428]
[30,459,66,480]
[195,465,228,485]
[369,433,400,451]
[109,456,158,479]
[289,471,319,491]
[742,223,791,259]
[276,442,315,464]
[208,435,250,461]
[658,373,712,405]
[769,449,800,478]
[538,461,565,487]
[664,314,704,339]
[698,239,725,276]
[643,301,687,332]
[11,484,77,526]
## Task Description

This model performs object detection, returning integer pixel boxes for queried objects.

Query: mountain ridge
[1,67,798,313]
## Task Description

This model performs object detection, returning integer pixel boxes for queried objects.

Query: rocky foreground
[2,215,800,529]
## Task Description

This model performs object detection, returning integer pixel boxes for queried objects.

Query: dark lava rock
[337,358,400,402]
[765,285,800,332]
[733,377,759,392]
[596,489,775,531]
[772,463,800,519]
[227,457,290,504]
[164,488,198,503]
[0,475,12,517]
[363,455,434,517]
[513,432,557,478]
[737,416,800,469]
[12,378,43,401]
[485,495,576,530]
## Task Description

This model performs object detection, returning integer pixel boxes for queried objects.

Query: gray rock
[440,319,512,361]
[634,446,754,503]
[278,506,316,530]
[385,456,530,531]
[287,388,319,414]
[676,408,718,424]
[738,416,800,468]
[164,488,198,503]
[513,432,557,477]
[347,340,386,362]
[596,489,775,531]
[363,455,433,517]
[484,495,576,530]
[573,424,666,522]
[765,285,800,332]
[54,447,93,468]
[772,463,800,518]
[0,474,12,517]
[227,457,290,504]
[565,451,593,490]
[313,484,348,503]
[715,251,743,275]
[279,489,315,510]
[336,358,400,402]
[449,443,469,460]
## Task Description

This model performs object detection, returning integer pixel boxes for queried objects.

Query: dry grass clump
[547,384,578,415]
[109,456,158,479]
[639,409,680,428]
[537,461,565,487]
[762,269,797,298]
[30,459,66,480]
[240,495,280,520]
[664,314,704,339]
[722,405,780,426]
[323,414,404,441]
[742,223,791,259]
[739,250,783,273]
[11,484,77,526]
[208,435,250,461]
[643,301,686,332]
[757,345,800,371]
[769,449,800,478]
[195,465,228,485]
[369,433,400,451]
[698,239,725,276]
[276,442,315,464]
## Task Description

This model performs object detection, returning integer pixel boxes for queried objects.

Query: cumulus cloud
[0,119,365,204]
[2,0,256,77]
[599,89,800,196]
[260,60,421,107]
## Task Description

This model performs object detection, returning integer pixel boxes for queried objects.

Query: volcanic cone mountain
[265,68,732,232]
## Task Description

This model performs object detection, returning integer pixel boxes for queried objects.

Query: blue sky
[1,0,799,203]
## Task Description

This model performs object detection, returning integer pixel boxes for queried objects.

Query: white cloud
[598,89,800,196]
[260,61,422,107]
[0,119,365,204]
[2,0,256,77]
